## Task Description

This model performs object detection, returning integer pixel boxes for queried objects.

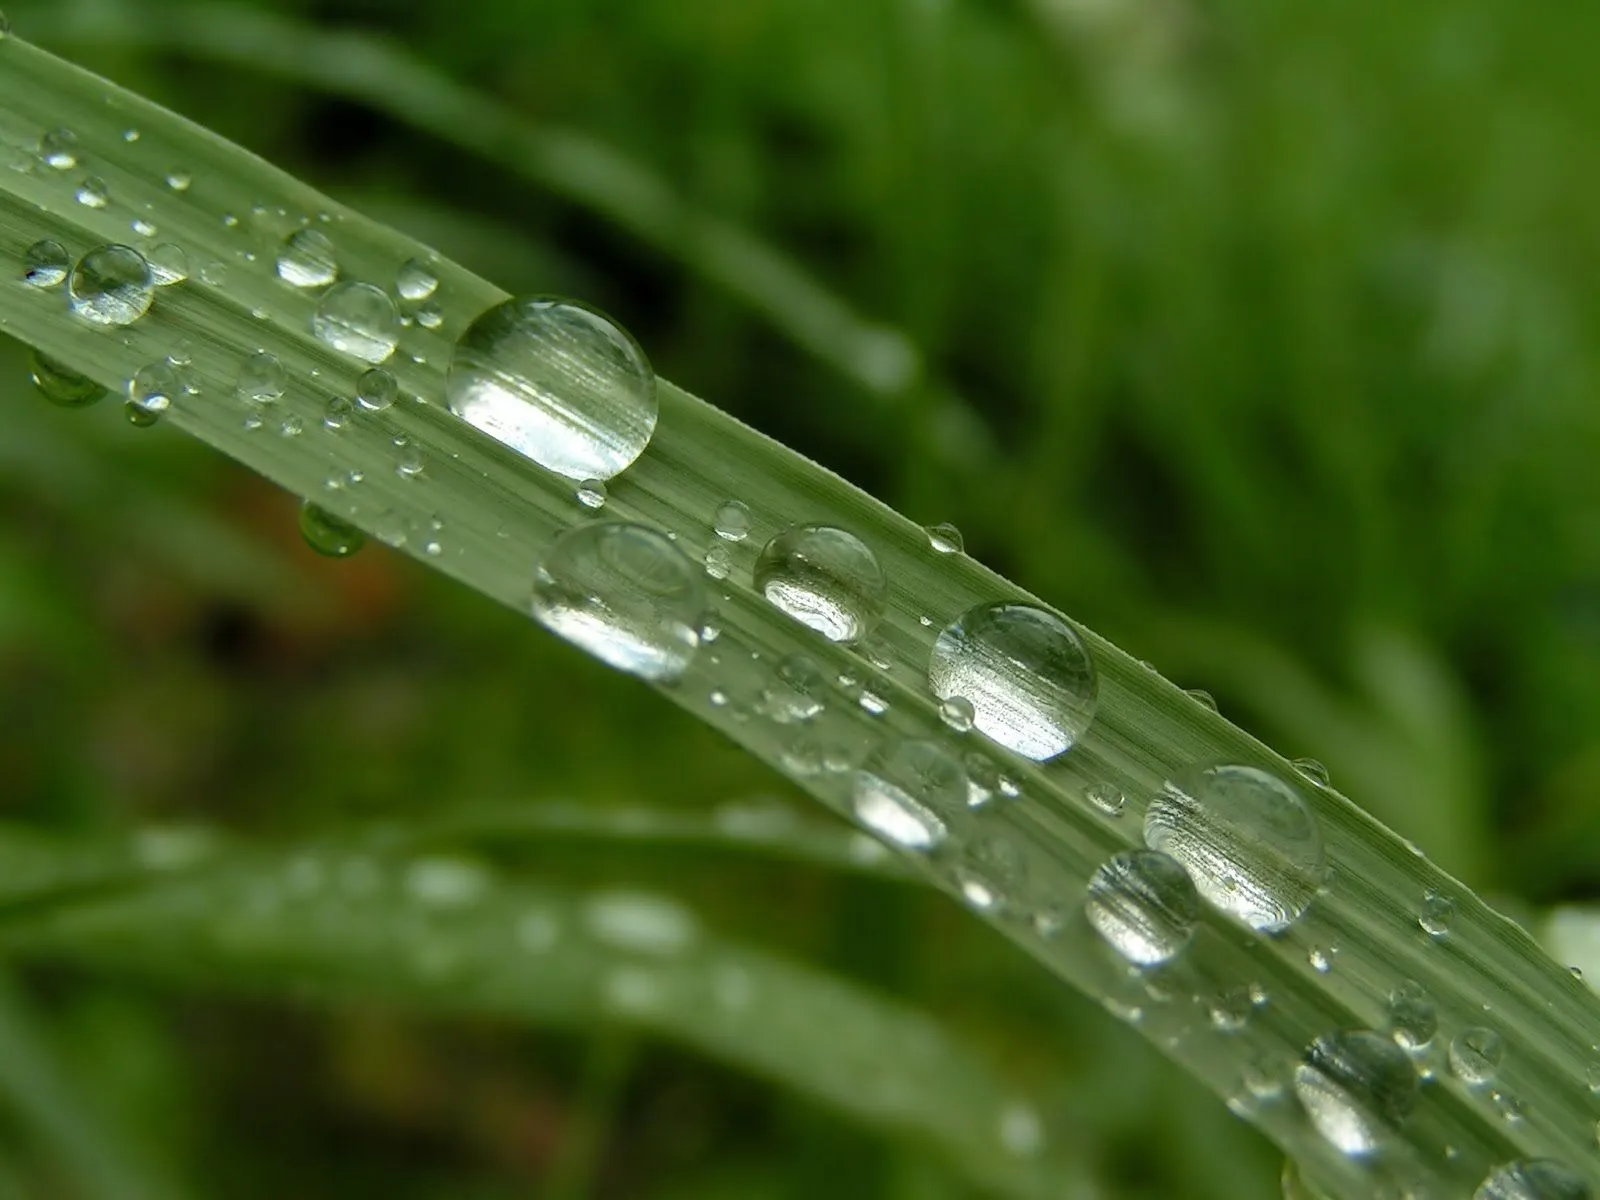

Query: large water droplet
[299,501,366,558]
[276,227,338,288]
[69,244,153,327]
[1084,849,1200,966]
[1449,1026,1504,1086]
[30,349,105,408]
[754,525,888,643]
[313,281,400,363]
[531,521,703,683]
[927,601,1097,761]
[1386,981,1436,1051]
[125,361,177,427]
[1475,1160,1592,1200]
[852,739,962,851]
[22,239,68,288]
[1143,764,1327,932]
[1293,1031,1418,1157]
[446,296,657,481]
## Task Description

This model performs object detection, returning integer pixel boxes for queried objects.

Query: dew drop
[1293,758,1331,787]
[1386,981,1436,1051]
[1186,688,1219,712]
[576,479,607,509]
[938,695,975,733]
[1419,888,1456,938]
[1209,986,1253,1032]
[395,448,424,479]
[714,499,752,542]
[40,128,78,170]
[29,349,104,408]
[276,227,338,288]
[130,218,158,238]
[323,396,352,430]
[1474,1160,1591,1200]
[1084,849,1200,966]
[75,176,109,209]
[1449,1026,1504,1086]
[22,239,68,288]
[956,836,1027,911]
[313,281,400,363]
[122,128,140,143]
[146,242,188,285]
[926,522,964,554]
[447,295,656,481]
[69,244,153,327]
[299,502,366,558]
[703,544,732,579]
[851,739,962,851]
[1087,782,1126,817]
[1143,763,1327,933]
[125,361,177,427]
[415,300,444,330]
[1293,1031,1418,1157]
[584,890,697,955]
[754,525,887,643]
[531,521,703,683]
[354,367,397,412]
[928,601,1097,761]
[857,689,889,716]
[396,257,438,301]
[237,350,286,403]
[1308,947,1333,973]
[165,169,191,192]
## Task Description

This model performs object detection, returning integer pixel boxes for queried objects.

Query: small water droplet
[1419,888,1456,938]
[74,176,109,209]
[313,281,399,363]
[1143,763,1328,933]
[751,524,888,643]
[1293,1031,1418,1157]
[144,242,188,286]
[396,257,438,301]
[415,300,443,330]
[395,448,424,479]
[927,601,1097,761]
[447,295,656,481]
[1087,782,1126,817]
[1474,1160,1591,1200]
[404,857,490,908]
[165,169,191,192]
[531,521,703,683]
[199,260,228,286]
[276,227,338,288]
[935,695,974,733]
[584,890,697,955]
[323,395,352,429]
[851,739,962,851]
[1210,986,1254,1031]
[704,543,732,579]
[69,244,153,326]
[925,522,964,554]
[279,414,304,438]
[22,239,68,287]
[576,479,607,509]
[857,689,889,716]
[1186,688,1219,712]
[237,350,286,403]
[299,501,366,558]
[1085,849,1200,966]
[1293,758,1331,786]
[29,349,105,407]
[40,128,78,170]
[122,128,140,143]
[125,361,177,427]
[1387,981,1436,1051]
[956,836,1027,911]
[1308,946,1334,973]
[714,500,752,542]
[1449,1026,1504,1086]
[130,218,157,239]
[345,367,396,413]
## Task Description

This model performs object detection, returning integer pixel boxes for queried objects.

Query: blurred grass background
[2,0,1599,1195]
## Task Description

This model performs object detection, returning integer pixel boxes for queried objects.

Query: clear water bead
[1087,782,1126,817]
[447,295,657,481]
[1143,763,1328,932]
[925,522,964,554]
[396,257,438,301]
[1474,1160,1592,1200]
[237,351,286,403]
[531,522,703,684]
[713,500,752,542]
[313,281,400,363]
[851,740,963,851]
[1293,1031,1418,1157]
[276,228,338,288]
[927,601,1097,761]
[355,368,397,412]
[147,243,189,286]
[754,525,888,643]
[75,176,109,209]
[22,239,69,288]
[1387,981,1437,1051]
[165,169,191,192]
[40,128,78,170]
[576,479,607,509]
[29,350,105,408]
[69,245,153,327]
[938,695,975,733]
[957,836,1027,911]
[1420,888,1457,937]
[1449,1026,1505,1086]
[125,362,178,427]
[1084,849,1200,966]
[299,502,366,558]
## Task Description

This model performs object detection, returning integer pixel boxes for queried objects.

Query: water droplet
[22,239,68,287]
[1308,947,1333,973]
[75,176,108,209]
[1209,986,1253,1031]
[142,241,188,286]
[956,836,1027,911]
[122,128,140,143]
[1293,758,1331,786]
[165,169,191,192]
[447,295,656,481]
[29,349,104,408]
[1085,849,1200,966]
[276,227,338,288]
[1386,981,1436,1051]
[1087,782,1126,817]
[576,479,607,509]
[754,525,887,643]
[938,695,975,732]
[415,300,444,330]
[40,128,78,170]
[927,602,1097,761]
[583,890,697,955]
[1449,1026,1504,1086]
[237,350,285,403]
[758,654,826,724]
[69,244,153,326]
[313,281,399,363]
[346,367,396,413]
[130,218,158,239]
[714,500,752,542]
[1474,1160,1591,1200]
[531,521,703,683]
[404,857,490,908]
[323,396,352,429]
[925,522,964,554]
[395,448,424,479]
[997,1102,1043,1157]
[299,501,366,558]
[1419,888,1456,938]
[1186,688,1219,712]
[857,689,889,716]
[703,543,732,579]
[396,257,438,301]
[1143,764,1328,933]
[199,260,228,286]
[1293,1031,1418,1157]
[125,361,177,427]
[851,739,962,851]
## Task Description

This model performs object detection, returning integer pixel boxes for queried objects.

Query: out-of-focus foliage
[1,0,1598,1195]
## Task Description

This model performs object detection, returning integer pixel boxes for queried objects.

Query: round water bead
[75,177,109,209]
[938,695,975,733]
[925,522,964,554]
[40,127,78,170]
[1293,1030,1418,1157]
[237,351,286,403]
[928,601,1097,761]
[355,368,397,412]
[446,295,657,481]
[125,361,178,427]
[22,239,69,288]
[575,479,607,510]
[1084,849,1200,966]
[276,227,338,288]
[753,524,888,643]
[1386,980,1437,1051]
[713,499,752,542]
[1419,887,1457,937]
[146,243,189,286]
[1474,1160,1591,1200]
[531,521,703,684]
[396,257,438,301]
[313,281,400,363]
[956,836,1028,911]
[1143,763,1328,933]
[851,739,963,852]
[299,502,366,558]
[30,349,105,408]
[1449,1026,1505,1086]
[69,244,154,327]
